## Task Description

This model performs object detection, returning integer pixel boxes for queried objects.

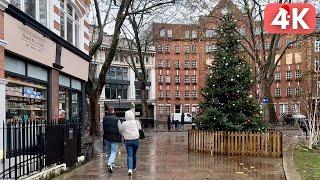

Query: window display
[5,75,47,123]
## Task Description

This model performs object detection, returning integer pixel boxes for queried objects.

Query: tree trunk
[259,76,278,122]
[88,90,101,136]
[140,82,149,118]
[266,87,278,122]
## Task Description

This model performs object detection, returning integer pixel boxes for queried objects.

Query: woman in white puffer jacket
[120,109,141,176]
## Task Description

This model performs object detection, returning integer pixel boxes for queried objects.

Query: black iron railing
[0,119,81,180]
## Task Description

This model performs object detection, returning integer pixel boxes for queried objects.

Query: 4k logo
[264,3,316,34]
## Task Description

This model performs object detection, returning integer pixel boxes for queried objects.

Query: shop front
[3,6,90,124]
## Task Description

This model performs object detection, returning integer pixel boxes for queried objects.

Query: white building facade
[91,36,156,119]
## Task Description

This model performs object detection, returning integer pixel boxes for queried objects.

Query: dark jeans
[125,139,139,170]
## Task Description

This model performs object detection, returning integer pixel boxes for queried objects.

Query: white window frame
[165,45,170,53]
[157,44,163,53]
[175,45,180,53]
[175,60,180,69]
[165,59,170,68]
[279,103,289,116]
[12,0,48,27]
[165,104,171,114]
[158,60,163,68]
[175,75,180,83]
[205,29,214,38]
[158,90,164,98]
[192,30,197,38]
[192,90,197,99]
[185,90,190,98]
[275,72,281,81]
[184,104,190,113]
[315,58,320,72]
[165,91,171,98]
[191,45,197,53]
[160,29,166,37]
[185,45,190,54]
[184,60,190,69]
[275,88,281,97]
[185,30,190,39]
[191,75,197,84]
[167,29,173,38]
[295,87,301,96]
[191,61,197,68]
[165,75,170,83]
[286,87,292,96]
[286,71,292,80]
[184,75,190,84]
[158,75,163,83]
[295,70,302,79]
[175,91,180,98]
[158,104,164,114]
[59,0,80,47]
[315,40,320,52]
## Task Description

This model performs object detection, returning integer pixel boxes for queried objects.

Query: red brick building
[152,0,245,121]
[153,0,320,121]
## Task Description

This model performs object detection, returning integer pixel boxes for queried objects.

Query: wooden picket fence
[188,130,282,158]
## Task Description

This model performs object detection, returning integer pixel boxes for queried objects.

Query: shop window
[71,79,82,90]
[59,75,71,87]
[27,64,48,81]
[71,91,81,121]
[4,56,26,75]
[59,87,70,120]
[12,0,47,27]
[6,74,47,123]
[60,0,80,47]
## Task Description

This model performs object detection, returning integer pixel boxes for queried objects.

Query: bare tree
[299,55,320,150]
[184,0,320,122]
[120,0,176,118]
[88,0,176,136]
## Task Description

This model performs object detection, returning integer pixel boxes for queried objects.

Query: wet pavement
[55,132,285,180]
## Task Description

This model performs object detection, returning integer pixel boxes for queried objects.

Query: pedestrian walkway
[55,132,285,180]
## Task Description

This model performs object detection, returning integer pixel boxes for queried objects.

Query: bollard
[192,123,196,129]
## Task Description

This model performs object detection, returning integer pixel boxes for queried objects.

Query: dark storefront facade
[3,5,90,124]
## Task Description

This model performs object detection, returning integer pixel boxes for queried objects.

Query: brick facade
[153,0,319,121]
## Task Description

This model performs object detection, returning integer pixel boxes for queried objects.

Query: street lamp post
[118,95,121,114]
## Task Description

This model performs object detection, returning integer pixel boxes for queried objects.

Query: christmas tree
[197,13,266,131]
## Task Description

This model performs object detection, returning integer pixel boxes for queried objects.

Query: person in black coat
[103,106,122,173]
[167,115,171,131]
[181,112,185,130]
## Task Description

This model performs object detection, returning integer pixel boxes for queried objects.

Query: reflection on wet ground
[55,132,285,180]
